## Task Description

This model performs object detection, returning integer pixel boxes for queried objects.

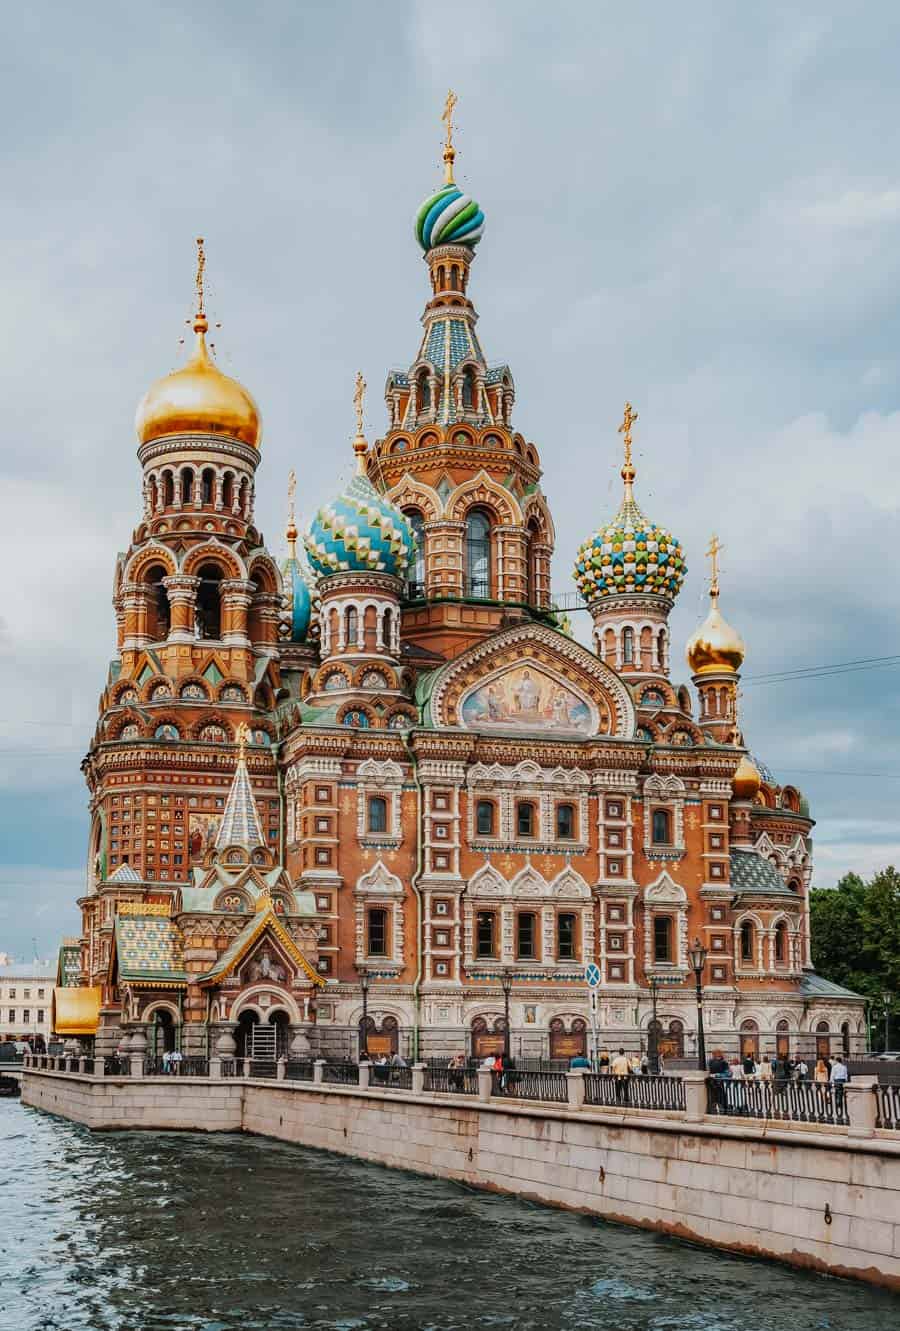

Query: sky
[2,2,900,957]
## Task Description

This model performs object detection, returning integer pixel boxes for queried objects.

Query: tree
[810,867,900,1048]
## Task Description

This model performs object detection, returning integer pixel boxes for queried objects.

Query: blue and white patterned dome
[305,471,415,579]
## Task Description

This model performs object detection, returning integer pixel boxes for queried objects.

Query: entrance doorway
[150,1008,176,1055]
[549,1018,587,1060]
[362,1014,399,1059]
[739,1020,759,1061]
[657,1019,684,1060]
[776,1020,790,1060]
[815,1021,831,1061]
[236,1010,259,1058]
[471,1016,506,1059]
[268,1009,290,1057]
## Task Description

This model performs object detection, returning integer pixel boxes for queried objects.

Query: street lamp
[358,966,370,1059]
[647,973,660,1075]
[883,990,892,1054]
[688,938,708,1071]
[500,968,513,1062]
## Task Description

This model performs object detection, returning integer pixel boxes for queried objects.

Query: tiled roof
[800,973,864,1001]
[730,848,796,897]
[114,916,186,985]
[215,757,265,852]
[108,863,142,883]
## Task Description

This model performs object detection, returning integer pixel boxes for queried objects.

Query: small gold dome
[685,598,745,675]
[135,313,262,449]
[732,753,761,801]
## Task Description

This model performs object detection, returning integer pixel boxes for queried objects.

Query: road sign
[584,962,601,988]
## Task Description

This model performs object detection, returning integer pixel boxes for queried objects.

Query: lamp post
[883,990,892,1053]
[647,973,660,1075]
[688,939,708,1071]
[358,966,370,1059]
[501,968,513,1062]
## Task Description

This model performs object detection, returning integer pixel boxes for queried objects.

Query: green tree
[811,867,900,1047]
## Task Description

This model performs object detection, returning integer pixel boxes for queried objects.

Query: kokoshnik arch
[56,100,864,1065]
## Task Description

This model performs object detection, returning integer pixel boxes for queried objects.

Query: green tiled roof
[730,848,796,898]
[114,915,187,985]
[800,973,864,1001]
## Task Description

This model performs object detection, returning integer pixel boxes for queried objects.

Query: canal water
[1,1101,898,1331]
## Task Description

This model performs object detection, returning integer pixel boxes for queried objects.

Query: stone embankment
[22,1062,900,1291]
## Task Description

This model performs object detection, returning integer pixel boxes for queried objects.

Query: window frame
[557,911,577,961]
[516,800,536,839]
[652,914,673,964]
[367,795,388,835]
[555,802,576,841]
[475,799,496,837]
[516,911,538,960]
[651,808,672,845]
[367,907,389,958]
[475,910,496,959]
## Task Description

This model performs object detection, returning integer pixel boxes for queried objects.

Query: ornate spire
[441,89,458,185]
[686,533,745,676]
[618,401,638,503]
[193,236,208,334]
[352,370,368,474]
[706,533,722,602]
[215,724,265,853]
[286,468,298,559]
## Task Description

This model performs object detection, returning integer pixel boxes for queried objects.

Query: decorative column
[220,579,254,648]
[163,576,201,644]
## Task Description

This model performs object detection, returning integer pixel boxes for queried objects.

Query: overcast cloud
[2,2,899,957]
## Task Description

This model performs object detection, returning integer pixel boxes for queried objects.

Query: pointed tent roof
[216,726,265,853]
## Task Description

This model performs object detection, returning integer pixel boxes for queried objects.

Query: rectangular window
[316,786,331,803]
[367,796,387,833]
[556,803,575,840]
[651,808,672,844]
[22,1010,30,1024]
[516,802,535,838]
[37,1009,44,1023]
[476,800,495,837]
[653,915,673,963]
[557,912,576,960]
[37,989,45,999]
[517,912,537,959]
[7,1009,13,1023]
[8,990,14,999]
[367,908,388,956]
[476,911,496,958]
[23,990,30,1000]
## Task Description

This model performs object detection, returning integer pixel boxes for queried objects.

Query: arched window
[201,468,215,505]
[222,472,234,511]
[776,1019,791,1059]
[196,564,223,640]
[476,800,495,837]
[740,920,755,963]
[622,626,635,665]
[367,796,387,834]
[162,471,174,506]
[382,607,394,650]
[774,921,788,965]
[462,367,475,409]
[651,809,671,845]
[145,564,170,640]
[181,467,194,504]
[739,1019,759,1061]
[466,509,491,599]
[526,517,541,606]
[405,510,426,599]
[657,628,667,667]
[345,606,358,647]
[417,369,431,411]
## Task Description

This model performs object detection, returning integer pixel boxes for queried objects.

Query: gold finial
[442,89,458,185]
[706,533,723,601]
[352,370,368,473]
[193,236,208,334]
[618,401,638,500]
[236,722,250,758]
[286,468,298,558]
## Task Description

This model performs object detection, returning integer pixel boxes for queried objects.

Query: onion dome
[686,535,745,674]
[305,427,414,581]
[573,404,686,603]
[415,184,485,252]
[135,239,262,449]
[732,753,762,801]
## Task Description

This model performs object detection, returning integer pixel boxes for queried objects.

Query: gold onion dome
[732,753,762,800]
[685,534,745,675]
[135,239,262,449]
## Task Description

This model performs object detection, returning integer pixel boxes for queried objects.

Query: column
[220,579,254,648]
[163,576,201,644]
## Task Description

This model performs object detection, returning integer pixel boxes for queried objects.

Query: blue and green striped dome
[415,184,485,252]
[573,495,686,604]
[305,472,415,580]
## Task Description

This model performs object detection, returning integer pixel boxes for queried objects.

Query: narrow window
[367,908,388,956]
[367,796,387,834]
[345,606,358,646]
[466,509,491,599]
[516,801,535,838]
[556,803,575,840]
[653,915,672,963]
[201,467,215,505]
[651,809,671,845]
[476,800,495,837]
[774,922,786,964]
[557,913,576,960]
[517,912,537,960]
[476,911,496,958]
[740,920,754,963]
[196,564,222,639]
[405,510,426,599]
[181,467,194,504]
[622,626,635,664]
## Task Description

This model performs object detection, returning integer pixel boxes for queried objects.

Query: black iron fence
[284,1060,315,1082]
[423,1065,479,1096]
[103,1056,130,1076]
[876,1083,900,1129]
[584,1074,685,1112]
[707,1077,849,1126]
[321,1062,360,1086]
[220,1059,238,1078]
[502,1069,568,1103]
[370,1064,412,1091]
[143,1056,209,1077]
[249,1060,278,1080]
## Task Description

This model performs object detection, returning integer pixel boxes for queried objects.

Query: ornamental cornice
[586,592,675,615]
[318,571,404,599]
[137,434,260,470]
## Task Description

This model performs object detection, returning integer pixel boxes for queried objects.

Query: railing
[284,1060,315,1082]
[876,1083,900,1129]
[503,1069,567,1103]
[707,1077,849,1126]
[423,1065,479,1096]
[584,1074,685,1112]
[143,1056,210,1077]
[82,1057,95,1075]
[220,1059,238,1078]
[103,1056,130,1076]
[370,1063,412,1091]
[249,1060,278,1079]
[321,1062,360,1086]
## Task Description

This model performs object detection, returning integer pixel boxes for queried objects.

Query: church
[55,103,865,1066]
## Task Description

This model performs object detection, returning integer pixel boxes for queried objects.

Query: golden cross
[236,722,250,757]
[617,401,638,497]
[707,533,723,595]
[287,468,296,524]
[354,370,366,437]
[195,236,206,315]
[442,89,458,184]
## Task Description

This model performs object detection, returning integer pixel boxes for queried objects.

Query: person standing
[611,1047,630,1103]
[830,1055,849,1115]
